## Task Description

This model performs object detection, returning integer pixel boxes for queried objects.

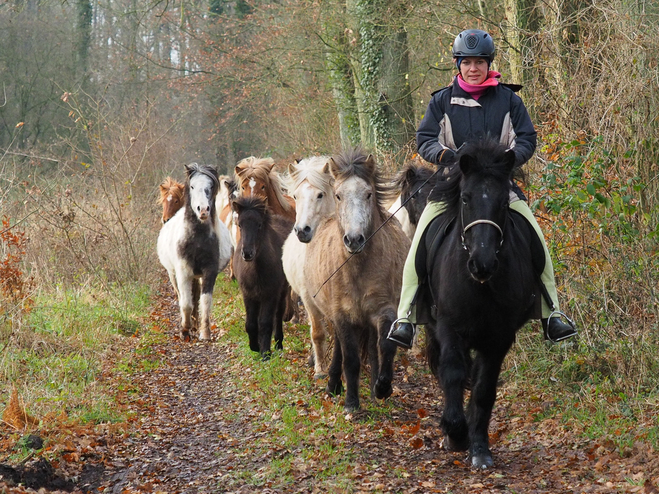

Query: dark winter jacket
[416,76,537,168]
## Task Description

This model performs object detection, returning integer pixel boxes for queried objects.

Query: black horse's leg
[243,298,260,353]
[340,322,361,412]
[326,331,343,397]
[436,324,470,451]
[373,309,397,400]
[466,347,509,469]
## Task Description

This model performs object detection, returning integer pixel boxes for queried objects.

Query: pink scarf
[457,71,501,100]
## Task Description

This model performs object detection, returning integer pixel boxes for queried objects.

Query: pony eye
[367,192,372,200]
[317,193,323,199]
[335,194,341,201]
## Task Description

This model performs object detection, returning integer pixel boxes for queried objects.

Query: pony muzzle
[343,233,365,254]
[295,225,313,243]
[467,255,498,283]
[241,249,255,262]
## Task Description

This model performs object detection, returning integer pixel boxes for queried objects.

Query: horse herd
[156,142,543,469]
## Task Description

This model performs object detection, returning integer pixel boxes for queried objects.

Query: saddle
[412,209,545,324]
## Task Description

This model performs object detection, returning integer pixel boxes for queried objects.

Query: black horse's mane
[428,139,524,219]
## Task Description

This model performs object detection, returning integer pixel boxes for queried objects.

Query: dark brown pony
[232,196,294,359]
[303,148,411,411]
[234,157,296,222]
[157,177,185,224]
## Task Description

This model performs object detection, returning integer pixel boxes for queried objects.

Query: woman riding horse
[388,29,578,348]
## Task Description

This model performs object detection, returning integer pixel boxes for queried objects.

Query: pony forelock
[285,156,332,195]
[331,148,389,212]
[235,157,293,212]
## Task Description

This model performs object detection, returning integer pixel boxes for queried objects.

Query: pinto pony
[281,156,334,378]
[158,177,186,224]
[232,196,294,359]
[424,139,540,469]
[157,163,232,341]
[303,149,410,411]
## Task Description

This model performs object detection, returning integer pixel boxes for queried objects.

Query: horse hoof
[344,400,359,413]
[471,453,494,469]
[180,330,191,342]
[442,435,469,452]
[374,378,392,400]
[326,381,343,396]
[199,330,211,341]
[314,372,328,380]
[249,342,260,352]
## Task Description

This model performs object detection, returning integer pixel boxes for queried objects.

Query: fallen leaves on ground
[1,279,658,493]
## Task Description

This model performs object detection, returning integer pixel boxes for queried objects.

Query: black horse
[425,139,540,469]
[232,196,294,359]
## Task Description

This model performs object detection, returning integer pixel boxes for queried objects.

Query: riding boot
[542,317,578,342]
[388,320,416,349]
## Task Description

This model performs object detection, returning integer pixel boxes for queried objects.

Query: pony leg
[307,304,328,379]
[466,348,509,469]
[257,303,277,360]
[243,298,260,353]
[198,273,218,340]
[191,278,201,332]
[273,289,287,351]
[177,277,194,342]
[326,335,343,397]
[338,323,361,412]
[167,270,180,299]
[433,324,470,452]
[373,309,398,400]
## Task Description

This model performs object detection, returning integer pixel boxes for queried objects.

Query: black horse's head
[455,140,517,283]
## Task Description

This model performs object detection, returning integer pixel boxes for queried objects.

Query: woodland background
[1,0,658,465]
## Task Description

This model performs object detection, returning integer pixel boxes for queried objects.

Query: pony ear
[184,163,194,177]
[327,158,339,179]
[364,154,377,174]
[231,199,243,215]
[235,162,246,176]
[266,162,276,173]
[404,164,418,182]
[459,154,477,176]
[287,162,296,176]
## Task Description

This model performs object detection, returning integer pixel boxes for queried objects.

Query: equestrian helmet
[452,29,496,61]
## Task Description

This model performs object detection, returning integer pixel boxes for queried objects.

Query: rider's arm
[508,94,537,167]
[416,94,456,166]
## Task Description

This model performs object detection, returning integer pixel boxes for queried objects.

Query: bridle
[460,205,505,253]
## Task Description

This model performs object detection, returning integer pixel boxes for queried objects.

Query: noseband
[460,213,505,253]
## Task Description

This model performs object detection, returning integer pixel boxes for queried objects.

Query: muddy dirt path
[1,284,658,493]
